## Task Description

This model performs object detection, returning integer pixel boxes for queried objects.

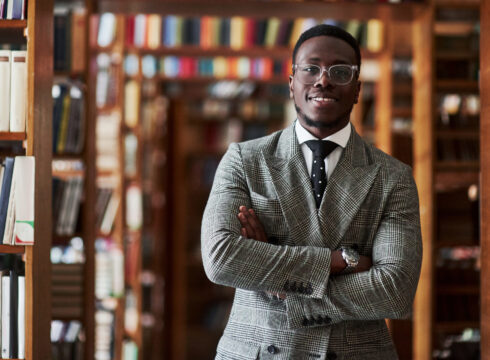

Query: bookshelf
[88,3,432,359]
[51,1,96,359]
[413,1,482,359]
[0,0,53,359]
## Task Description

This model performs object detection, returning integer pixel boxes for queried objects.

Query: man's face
[289,35,361,137]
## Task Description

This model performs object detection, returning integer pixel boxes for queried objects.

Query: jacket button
[290,281,297,292]
[309,317,316,326]
[267,345,278,354]
[305,283,313,295]
[268,236,279,245]
[315,316,323,325]
[327,352,337,360]
[323,316,331,324]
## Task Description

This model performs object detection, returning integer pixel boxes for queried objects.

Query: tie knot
[305,140,338,159]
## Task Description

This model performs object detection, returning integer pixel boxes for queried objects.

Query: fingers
[237,205,267,242]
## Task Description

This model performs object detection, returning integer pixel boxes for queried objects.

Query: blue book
[0,157,15,243]
[11,0,22,20]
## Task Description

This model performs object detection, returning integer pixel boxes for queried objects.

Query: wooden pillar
[412,7,434,360]
[480,0,490,358]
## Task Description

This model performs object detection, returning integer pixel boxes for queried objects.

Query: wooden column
[412,6,434,360]
[26,0,53,359]
[480,0,490,358]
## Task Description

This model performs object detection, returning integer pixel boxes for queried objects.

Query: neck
[301,118,349,139]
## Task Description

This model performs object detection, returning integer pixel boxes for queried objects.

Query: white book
[1,275,10,358]
[125,184,142,230]
[97,13,116,47]
[0,50,11,132]
[6,0,14,19]
[14,156,35,245]
[10,51,27,133]
[17,276,25,359]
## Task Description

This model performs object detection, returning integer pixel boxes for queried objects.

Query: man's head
[289,24,362,139]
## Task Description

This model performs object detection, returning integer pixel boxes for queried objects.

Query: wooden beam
[98,0,425,22]
[480,0,490,358]
[412,6,434,360]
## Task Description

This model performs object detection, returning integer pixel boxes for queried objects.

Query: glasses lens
[297,64,321,84]
[329,65,353,85]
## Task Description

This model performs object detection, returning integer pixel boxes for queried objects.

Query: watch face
[342,247,359,266]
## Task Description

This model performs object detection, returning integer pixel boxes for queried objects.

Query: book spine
[0,50,11,132]
[9,51,27,133]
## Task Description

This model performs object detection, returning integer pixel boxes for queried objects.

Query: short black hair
[292,24,361,68]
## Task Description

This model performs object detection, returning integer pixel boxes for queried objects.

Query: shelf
[0,20,27,28]
[434,321,480,333]
[126,45,292,58]
[98,1,427,22]
[434,21,477,35]
[435,50,479,61]
[436,80,479,92]
[128,75,290,85]
[434,170,479,191]
[0,245,25,254]
[392,107,412,118]
[0,132,26,141]
[435,161,479,172]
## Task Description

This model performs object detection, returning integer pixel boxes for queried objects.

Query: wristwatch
[341,247,360,273]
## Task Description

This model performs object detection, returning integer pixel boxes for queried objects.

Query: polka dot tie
[305,140,338,208]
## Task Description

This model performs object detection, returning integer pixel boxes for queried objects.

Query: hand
[237,205,268,243]
[237,206,284,299]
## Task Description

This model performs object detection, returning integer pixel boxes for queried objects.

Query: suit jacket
[201,122,422,360]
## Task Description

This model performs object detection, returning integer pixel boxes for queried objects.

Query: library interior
[0,0,488,359]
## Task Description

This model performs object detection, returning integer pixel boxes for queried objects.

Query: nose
[314,68,332,87]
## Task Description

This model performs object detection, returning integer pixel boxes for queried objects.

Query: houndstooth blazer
[201,122,422,360]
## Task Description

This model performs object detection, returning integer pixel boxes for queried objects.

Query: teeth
[312,97,335,102]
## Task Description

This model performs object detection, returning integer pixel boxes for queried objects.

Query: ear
[354,80,361,104]
[289,75,294,99]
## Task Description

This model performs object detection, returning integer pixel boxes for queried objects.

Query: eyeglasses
[292,64,359,85]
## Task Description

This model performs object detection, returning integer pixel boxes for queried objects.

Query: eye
[301,65,320,75]
[331,66,351,79]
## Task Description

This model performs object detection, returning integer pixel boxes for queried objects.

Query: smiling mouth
[309,96,337,103]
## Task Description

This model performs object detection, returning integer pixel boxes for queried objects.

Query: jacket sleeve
[201,142,334,298]
[284,167,423,329]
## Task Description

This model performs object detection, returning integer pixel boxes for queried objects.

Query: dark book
[219,18,230,47]
[255,19,267,46]
[0,157,14,243]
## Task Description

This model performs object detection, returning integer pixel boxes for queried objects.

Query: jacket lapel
[262,124,325,247]
[318,129,380,249]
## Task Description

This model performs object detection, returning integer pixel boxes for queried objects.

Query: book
[0,50,11,132]
[0,157,14,243]
[2,272,10,358]
[71,8,87,73]
[10,50,27,133]
[17,274,25,359]
[14,156,34,245]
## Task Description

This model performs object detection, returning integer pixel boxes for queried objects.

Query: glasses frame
[292,64,359,85]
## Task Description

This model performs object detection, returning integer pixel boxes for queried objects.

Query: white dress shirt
[295,120,351,180]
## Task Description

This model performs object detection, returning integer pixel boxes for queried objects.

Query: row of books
[0,0,26,20]
[0,156,34,245]
[433,328,480,360]
[187,99,286,121]
[51,263,83,320]
[51,320,84,360]
[0,50,27,133]
[439,94,480,128]
[435,293,479,322]
[0,254,25,359]
[53,176,84,237]
[96,13,384,53]
[436,58,479,81]
[54,7,87,73]
[95,237,124,300]
[95,53,120,109]
[95,308,115,360]
[125,54,292,80]
[52,81,86,155]
[436,138,479,162]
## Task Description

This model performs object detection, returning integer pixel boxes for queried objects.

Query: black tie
[305,140,338,208]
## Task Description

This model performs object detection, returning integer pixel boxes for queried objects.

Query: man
[201,24,422,360]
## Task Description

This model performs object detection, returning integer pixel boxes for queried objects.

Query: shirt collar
[295,120,351,149]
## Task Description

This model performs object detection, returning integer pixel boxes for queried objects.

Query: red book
[125,15,135,47]
[245,18,256,48]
